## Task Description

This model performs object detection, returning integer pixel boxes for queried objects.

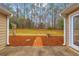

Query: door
[70,14,79,51]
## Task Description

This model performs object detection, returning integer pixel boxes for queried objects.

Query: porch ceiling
[0,5,12,16]
[61,4,79,17]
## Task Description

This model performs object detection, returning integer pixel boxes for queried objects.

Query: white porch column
[7,16,9,45]
[63,17,66,45]
[59,14,66,45]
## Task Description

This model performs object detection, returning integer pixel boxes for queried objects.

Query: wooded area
[3,3,71,29]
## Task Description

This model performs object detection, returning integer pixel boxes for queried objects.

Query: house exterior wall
[0,13,7,50]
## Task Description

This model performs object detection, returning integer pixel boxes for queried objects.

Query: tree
[38,22,45,29]
[5,3,71,29]
[15,4,19,18]
[57,17,64,30]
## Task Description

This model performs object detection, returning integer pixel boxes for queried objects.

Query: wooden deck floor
[0,46,79,56]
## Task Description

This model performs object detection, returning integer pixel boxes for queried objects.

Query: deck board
[0,46,79,56]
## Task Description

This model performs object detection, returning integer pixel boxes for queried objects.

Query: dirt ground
[9,36,64,46]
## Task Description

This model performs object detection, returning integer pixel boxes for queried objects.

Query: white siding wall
[0,13,7,50]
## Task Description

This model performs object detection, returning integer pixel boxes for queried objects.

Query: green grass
[10,29,64,36]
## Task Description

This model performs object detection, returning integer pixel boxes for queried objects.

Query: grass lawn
[10,29,64,36]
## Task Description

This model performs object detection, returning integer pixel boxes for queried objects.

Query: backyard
[8,3,65,46]
[9,29,64,46]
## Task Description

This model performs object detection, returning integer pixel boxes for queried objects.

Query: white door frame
[69,13,79,51]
